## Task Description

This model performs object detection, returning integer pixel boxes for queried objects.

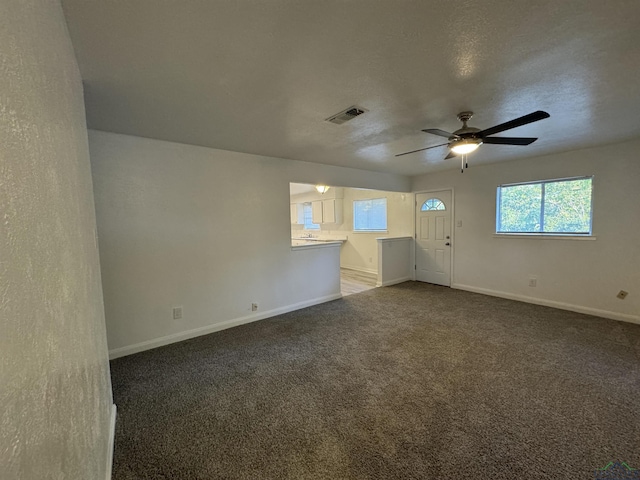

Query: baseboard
[452,283,640,325]
[105,403,116,480]
[376,276,411,287]
[108,293,343,359]
[340,265,378,275]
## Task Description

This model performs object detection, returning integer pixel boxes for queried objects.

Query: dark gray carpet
[110,282,640,479]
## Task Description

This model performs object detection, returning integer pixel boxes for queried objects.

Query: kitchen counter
[291,239,343,248]
[291,235,347,247]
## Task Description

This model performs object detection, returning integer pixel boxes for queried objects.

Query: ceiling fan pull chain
[461,155,464,173]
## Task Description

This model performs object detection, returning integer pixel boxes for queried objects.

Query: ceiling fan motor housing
[451,127,481,138]
[452,111,481,138]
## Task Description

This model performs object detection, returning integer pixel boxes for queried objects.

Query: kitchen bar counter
[291,239,343,249]
[291,235,347,247]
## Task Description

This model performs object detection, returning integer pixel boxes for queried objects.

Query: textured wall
[88,130,408,356]
[0,1,113,479]
[412,139,640,323]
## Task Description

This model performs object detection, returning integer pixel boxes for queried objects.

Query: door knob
[445,242,450,246]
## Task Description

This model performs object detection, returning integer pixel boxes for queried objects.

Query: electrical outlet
[528,277,537,287]
[173,306,183,320]
[617,290,628,300]
[251,303,258,311]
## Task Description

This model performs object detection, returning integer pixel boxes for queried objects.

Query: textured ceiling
[62,0,640,176]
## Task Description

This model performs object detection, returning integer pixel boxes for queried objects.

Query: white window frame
[495,176,594,237]
[353,197,388,232]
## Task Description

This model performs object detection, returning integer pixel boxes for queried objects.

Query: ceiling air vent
[325,106,368,125]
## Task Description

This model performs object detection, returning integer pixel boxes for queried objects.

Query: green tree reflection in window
[496,177,593,234]
[421,198,446,211]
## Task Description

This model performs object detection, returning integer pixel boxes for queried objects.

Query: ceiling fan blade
[395,143,449,157]
[483,137,538,146]
[478,111,550,137]
[444,151,458,160]
[422,128,458,138]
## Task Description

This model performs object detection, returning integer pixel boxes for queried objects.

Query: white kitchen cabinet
[311,198,343,224]
[322,198,343,224]
[290,203,304,224]
[311,200,324,224]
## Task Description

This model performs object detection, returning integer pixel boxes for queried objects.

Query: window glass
[354,198,387,231]
[543,179,592,233]
[498,183,542,232]
[421,198,446,211]
[303,202,320,230]
[496,177,592,234]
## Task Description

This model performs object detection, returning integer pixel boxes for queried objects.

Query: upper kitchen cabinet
[323,198,343,224]
[290,203,304,224]
[312,198,343,225]
[311,200,323,224]
[290,183,344,226]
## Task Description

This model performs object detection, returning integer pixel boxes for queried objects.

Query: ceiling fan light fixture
[451,138,482,155]
[315,185,330,194]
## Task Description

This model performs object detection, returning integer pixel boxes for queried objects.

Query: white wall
[291,187,414,273]
[89,131,410,356]
[412,140,640,323]
[0,1,113,479]
[337,188,413,273]
[377,237,413,287]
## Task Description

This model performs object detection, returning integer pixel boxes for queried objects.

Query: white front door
[415,190,452,286]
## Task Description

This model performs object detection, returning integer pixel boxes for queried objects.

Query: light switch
[456,220,462,227]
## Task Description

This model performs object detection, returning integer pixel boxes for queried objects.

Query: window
[353,198,387,231]
[496,176,593,235]
[302,202,320,230]
[421,198,446,211]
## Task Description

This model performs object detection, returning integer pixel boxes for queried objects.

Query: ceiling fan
[396,110,551,165]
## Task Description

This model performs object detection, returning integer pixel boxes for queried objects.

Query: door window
[421,198,446,211]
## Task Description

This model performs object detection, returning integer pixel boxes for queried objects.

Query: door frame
[413,188,455,286]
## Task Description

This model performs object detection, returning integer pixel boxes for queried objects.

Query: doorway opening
[340,268,377,296]
[290,182,414,296]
